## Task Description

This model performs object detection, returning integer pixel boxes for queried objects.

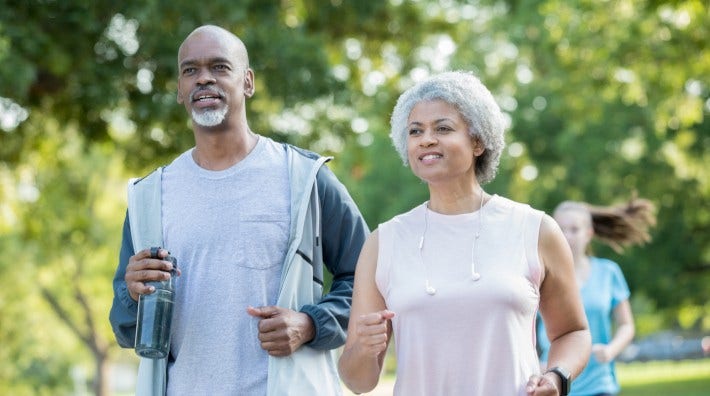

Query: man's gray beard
[192,106,228,127]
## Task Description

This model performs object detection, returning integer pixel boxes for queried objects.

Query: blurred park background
[0,0,708,395]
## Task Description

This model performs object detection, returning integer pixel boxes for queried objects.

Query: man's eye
[182,68,195,75]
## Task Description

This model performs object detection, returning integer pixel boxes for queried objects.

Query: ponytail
[555,196,657,253]
[589,197,656,252]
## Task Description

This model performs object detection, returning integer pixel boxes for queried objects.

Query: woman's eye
[408,129,422,135]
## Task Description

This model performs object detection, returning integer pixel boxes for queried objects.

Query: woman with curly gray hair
[339,71,591,396]
[388,70,506,184]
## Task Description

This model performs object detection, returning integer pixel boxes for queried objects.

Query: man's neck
[192,126,258,171]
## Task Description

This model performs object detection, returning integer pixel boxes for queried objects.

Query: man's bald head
[178,25,250,71]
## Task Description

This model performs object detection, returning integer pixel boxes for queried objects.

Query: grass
[617,359,710,396]
[118,358,710,395]
[370,359,710,396]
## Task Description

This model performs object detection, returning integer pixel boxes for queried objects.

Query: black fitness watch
[545,366,570,396]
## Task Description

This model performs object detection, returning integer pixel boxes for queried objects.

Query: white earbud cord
[421,188,485,296]
[471,187,483,281]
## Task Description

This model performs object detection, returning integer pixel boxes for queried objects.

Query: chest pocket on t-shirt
[236,213,289,270]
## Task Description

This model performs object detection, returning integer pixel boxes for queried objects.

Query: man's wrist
[298,311,316,343]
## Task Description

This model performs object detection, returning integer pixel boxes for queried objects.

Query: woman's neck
[427,182,486,215]
[573,254,592,285]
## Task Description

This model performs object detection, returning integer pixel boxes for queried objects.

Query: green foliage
[491,0,710,315]
[631,292,668,336]
[0,0,708,393]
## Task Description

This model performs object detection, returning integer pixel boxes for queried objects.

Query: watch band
[545,366,570,396]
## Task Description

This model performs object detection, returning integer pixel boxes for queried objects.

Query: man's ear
[177,79,184,104]
[244,68,255,98]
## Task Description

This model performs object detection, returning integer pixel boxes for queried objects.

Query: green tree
[0,0,450,393]
[1,0,707,394]
[489,0,710,325]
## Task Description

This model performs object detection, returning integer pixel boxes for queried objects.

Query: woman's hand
[353,310,395,357]
[525,372,560,395]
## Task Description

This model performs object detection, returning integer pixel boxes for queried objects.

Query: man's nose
[196,68,216,85]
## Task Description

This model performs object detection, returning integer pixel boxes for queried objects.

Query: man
[109,25,368,395]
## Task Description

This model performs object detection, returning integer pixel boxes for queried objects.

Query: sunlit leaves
[0,0,708,393]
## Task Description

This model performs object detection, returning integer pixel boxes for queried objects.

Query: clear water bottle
[135,250,178,359]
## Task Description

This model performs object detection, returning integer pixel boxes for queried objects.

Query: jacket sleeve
[299,165,369,350]
[109,212,139,348]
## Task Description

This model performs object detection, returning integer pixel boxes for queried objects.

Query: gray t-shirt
[162,136,290,395]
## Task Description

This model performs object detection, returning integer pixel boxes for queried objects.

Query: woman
[538,198,655,395]
[338,71,591,396]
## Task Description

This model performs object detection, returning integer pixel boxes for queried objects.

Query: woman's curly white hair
[389,71,506,184]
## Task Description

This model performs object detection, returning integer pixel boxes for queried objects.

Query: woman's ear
[473,138,485,156]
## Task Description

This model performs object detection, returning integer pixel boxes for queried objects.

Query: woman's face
[554,209,594,256]
[406,99,483,184]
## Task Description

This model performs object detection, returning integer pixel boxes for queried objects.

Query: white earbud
[471,257,481,281]
[425,280,437,296]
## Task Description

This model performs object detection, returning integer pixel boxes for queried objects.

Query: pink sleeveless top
[376,195,543,395]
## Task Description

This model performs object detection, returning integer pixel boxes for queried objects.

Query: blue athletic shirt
[538,257,630,395]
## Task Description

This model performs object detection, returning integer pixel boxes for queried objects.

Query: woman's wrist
[542,371,561,395]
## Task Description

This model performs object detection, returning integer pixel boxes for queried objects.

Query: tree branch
[40,287,93,347]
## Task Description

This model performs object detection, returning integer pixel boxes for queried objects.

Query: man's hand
[246,306,315,357]
[125,247,179,301]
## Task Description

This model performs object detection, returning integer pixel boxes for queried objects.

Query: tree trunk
[93,349,109,396]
